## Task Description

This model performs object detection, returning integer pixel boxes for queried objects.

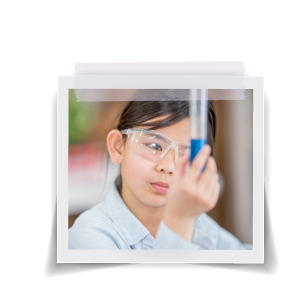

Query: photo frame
[58,74,263,263]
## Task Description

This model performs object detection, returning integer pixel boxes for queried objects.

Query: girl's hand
[163,145,220,241]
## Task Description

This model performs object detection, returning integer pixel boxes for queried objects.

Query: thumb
[204,156,217,174]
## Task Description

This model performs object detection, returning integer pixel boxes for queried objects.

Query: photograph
[57,75,263,263]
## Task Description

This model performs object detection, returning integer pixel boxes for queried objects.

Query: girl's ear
[106,130,124,164]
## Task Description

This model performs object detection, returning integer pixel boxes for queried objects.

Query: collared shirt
[68,183,253,250]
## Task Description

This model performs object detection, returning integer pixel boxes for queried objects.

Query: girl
[68,89,252,250]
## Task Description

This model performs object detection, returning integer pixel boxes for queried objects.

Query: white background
[1,1,299,299]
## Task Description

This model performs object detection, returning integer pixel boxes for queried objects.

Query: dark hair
[114,89,216,194]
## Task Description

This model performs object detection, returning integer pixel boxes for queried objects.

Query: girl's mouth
[150,182,169,194]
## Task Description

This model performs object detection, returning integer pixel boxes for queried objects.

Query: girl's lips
[150,182,169,194]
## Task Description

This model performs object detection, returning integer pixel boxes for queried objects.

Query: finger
[174,150,190,179]
[207,182,220,209]
[195,171,217,196]
[202,173,219,195]
[203,156,217,174]
[182,150,192,175]
[197,179,220,212]
[186,145,211,181]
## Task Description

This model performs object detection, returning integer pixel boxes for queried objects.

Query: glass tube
[189,89,208,166]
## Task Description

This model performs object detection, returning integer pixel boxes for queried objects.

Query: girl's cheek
[124,152,158,185]
[127,159,153,181]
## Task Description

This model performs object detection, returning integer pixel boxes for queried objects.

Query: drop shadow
[51,91,57,209]
[263,91,271,216]
[45,89,278,276]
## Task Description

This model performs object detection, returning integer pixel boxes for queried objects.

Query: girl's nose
[156,148,176,174]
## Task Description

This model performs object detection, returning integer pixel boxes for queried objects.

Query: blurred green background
[69,89,97,145]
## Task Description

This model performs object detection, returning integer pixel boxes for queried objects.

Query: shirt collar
[106,183,150,245]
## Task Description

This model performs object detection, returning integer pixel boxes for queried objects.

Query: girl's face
[120,118,190,209]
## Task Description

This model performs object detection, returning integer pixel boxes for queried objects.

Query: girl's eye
[146,143,162,151]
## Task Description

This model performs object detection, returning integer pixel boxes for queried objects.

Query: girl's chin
[144,195,167,208]
[144,202,166,208]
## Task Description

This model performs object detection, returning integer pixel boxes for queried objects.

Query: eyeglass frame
[120,128,191,163]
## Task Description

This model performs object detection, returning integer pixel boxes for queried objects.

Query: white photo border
[58,75,263,263]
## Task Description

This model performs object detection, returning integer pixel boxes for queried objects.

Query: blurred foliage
[69,89,96,145]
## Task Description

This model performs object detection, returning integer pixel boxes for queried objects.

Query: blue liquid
[190,139,207,172]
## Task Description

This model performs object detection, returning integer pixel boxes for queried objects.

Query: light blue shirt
[69,183,252,250]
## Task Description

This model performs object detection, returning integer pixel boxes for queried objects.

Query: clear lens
[126,131,189,163]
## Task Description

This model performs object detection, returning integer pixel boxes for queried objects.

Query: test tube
[189,89,208,167]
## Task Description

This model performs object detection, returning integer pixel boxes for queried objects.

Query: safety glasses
[120,129,190,163]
